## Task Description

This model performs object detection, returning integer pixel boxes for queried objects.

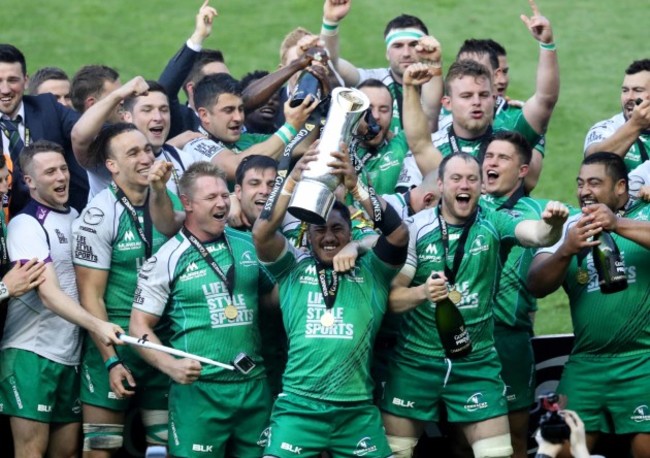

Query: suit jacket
[159,43,201,138]
[10,94,88,215]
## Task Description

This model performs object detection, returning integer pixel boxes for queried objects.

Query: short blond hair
[279,27,314,66]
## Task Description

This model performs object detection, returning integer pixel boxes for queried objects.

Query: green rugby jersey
[355,131,409,196]
[536,199,650,357]
[433,110,541,159]
[72,185,180,328]
[480,194,548,331]
[134,227,275,382]
[357,67,404,135]
[398,206,520,358]
[264,241,400,402]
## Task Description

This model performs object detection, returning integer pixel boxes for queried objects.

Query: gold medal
[448,288,462,305]
[576,268,589,285]
[224,304,239,320]
[320,310,335,327]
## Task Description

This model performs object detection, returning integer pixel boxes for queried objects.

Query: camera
[233,352,256,375]
[538,392,570,444]
[290,70,322,107]
[360,109,382,142]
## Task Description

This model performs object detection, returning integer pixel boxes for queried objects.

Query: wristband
[539,42,556,51]
[321,18,340,36]
[105,355,122,372]
[0,281,9,301]
[274,123,298,145]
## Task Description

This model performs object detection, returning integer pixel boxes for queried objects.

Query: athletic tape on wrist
[0,281,9,301]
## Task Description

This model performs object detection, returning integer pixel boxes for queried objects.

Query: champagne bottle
[290,71,322,107]
[592,230,628,294]
[432,274,472,358]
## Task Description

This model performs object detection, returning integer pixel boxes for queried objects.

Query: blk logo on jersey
[392,397,415,408]
[281,442,302,454]
[192,444,213,453]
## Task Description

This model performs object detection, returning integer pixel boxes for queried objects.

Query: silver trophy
[288,87,370,225]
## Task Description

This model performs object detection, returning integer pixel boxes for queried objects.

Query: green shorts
[0,348,81,423]
[380,347,508,423]
[80,335,169,411]
[558,353,650,434]
[168,377,272,458]
[265,392,392,458]
[493,327,535,412]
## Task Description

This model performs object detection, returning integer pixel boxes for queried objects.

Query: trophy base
[287,179,336,226]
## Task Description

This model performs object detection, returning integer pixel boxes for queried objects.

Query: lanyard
[0,223,7,267]
[111,183,152,258]
[496,184,526,211]
[316,261,339,311]
[182,226,236,304]
[403,190,415,217]
[635,138,649,162]
[388,75,403,130]
[159,145,184,194]
[447,125,493,163]
[436,205,477,286]
[260,109,324,220]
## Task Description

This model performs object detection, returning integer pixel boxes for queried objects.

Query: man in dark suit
[158,1,224,138]
[0,44,89,215]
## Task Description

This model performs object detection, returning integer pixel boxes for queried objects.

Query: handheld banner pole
[117,332,235,371]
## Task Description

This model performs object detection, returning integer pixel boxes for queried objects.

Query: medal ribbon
[0,226,7,268]
[316,261,339,311]
[111,183,153,258]
[160,145,185,194]
[182,226,236,305]
[448,125,493,163]
[403,190,415,217]
[436,205,478,286]
[635,138,649,162]
[496,184,526,211]
[259,110,324,221]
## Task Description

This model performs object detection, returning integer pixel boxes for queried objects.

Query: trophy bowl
[287,87,370,225]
